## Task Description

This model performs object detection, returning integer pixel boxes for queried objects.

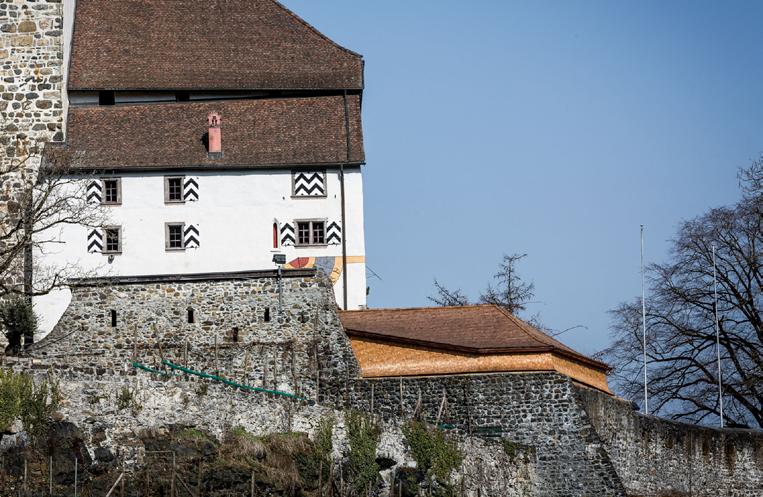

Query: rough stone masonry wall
[3,362,536,497]
[575,384,763,497]
[348,373,626,497]
[30,271,360,404]
[0,0,64,286]
[0,0,63,165]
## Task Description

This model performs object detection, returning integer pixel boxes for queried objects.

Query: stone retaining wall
[348,373,626,497]
[29,270,359,403]
[4,363,537,497]
[575,384,763,497]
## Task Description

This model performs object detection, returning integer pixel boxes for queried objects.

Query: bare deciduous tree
[598,160,762,428]
[1,103,104,299]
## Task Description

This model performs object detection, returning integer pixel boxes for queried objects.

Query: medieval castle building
[21,0,368,332]
[1,2,761,496]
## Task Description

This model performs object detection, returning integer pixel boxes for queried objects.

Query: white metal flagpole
[712,243,724,428]
[641,225,649,415]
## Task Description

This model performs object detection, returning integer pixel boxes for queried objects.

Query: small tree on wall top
[0,295,37,353]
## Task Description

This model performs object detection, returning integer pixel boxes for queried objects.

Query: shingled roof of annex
[338,305,610,372]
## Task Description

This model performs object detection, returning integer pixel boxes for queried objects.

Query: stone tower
[0,0,64,346]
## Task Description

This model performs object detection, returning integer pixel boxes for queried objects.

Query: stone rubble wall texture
[30,272,360,404]
[0,0,64,305]
[9,364,536,497]
[348,373,626,497]
[575,385,763,497]
[15,274,763,496]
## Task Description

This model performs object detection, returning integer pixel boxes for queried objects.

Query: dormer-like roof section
[339,305,609,372]
[339,305,611,392]
[68,0,364,91]
[44,95,364,171]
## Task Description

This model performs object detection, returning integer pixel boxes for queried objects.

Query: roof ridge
[491,305,553,347]
[339,304,495,313]
[269,0,363,59]
[492,305,570,348]
[68,94,347,112]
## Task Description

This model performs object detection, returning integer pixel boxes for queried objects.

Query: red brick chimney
[207,111,222,158]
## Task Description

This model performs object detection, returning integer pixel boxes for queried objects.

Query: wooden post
[196,461,202,497]
[290,343,297,396]
[214,335,219,375]
[242,348,251,384]
[171,451,176,497]
[314,342,320,402]
[413,388,422,419]
[23,457,27,493]
[176,475,196,497]
[49,455,52,497]
[74,457,78,497]
[262,345,269,388]
[132,325,138,360]
[158,340,166,370]
[328,461,334,497]
[436,388,447,426]
[184,340,189,368]
[120,470,125,497]
[318,460,323,496]
[399,378,404,416]
[146,462,151,497]
[250,469,255,497]
[104,472,124,497]
[370,383,375,413]
[272,350,278,390]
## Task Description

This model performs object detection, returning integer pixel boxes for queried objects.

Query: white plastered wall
[33,168,367,334]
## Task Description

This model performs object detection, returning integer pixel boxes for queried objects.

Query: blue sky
[285,0,763,355]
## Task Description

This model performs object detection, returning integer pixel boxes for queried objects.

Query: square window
[312,221,325,244]
[165,176,185,203]
[102,178,121,205]
[165,223,185,250]
[103,226,121,254]
[295,220,326,246]
[297,221,311,245]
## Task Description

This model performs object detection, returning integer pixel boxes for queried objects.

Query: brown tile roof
[338,305,609,372]
[68,0,363,91]
[44,96,364,171]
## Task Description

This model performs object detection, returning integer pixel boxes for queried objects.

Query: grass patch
[402,420,463,488]
[219,427,320,493]
[178,427,209,441]
[0,369,60,437]
[116,386,141,413]
[345,410,381,495]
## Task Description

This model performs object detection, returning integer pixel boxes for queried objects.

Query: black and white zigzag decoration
[293,171,326,196]
[86,180,102,204]
[87,229,103,253]
[184,224,200,248]
[184,177,199,201]
[280,223,295,246]
[327,221,342,245]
